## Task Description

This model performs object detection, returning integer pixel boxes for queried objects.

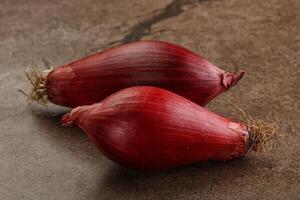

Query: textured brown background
[0,0,299,199]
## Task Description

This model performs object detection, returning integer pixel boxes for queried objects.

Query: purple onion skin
[46,40,244,107]
[62,86,249,170]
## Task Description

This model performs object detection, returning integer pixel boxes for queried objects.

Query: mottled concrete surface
[0,0,299,199]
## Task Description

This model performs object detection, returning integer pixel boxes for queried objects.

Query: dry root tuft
[231,105,279,152]
[247,119,279,152]
[20,65,51,105]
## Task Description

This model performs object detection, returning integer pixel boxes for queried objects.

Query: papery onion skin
[62,86,250,170]
[45,40,244,107]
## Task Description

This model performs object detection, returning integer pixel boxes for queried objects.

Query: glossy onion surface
[47,41,244,107]
[62,86,249,170]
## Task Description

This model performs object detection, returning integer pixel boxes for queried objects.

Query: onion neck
[245,129,254,151]
[61,105,91,127]
[222,70,245,90]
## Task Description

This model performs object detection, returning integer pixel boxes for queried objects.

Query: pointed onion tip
[222,70,245,89]
[61,113,74,127]
[231,70,245,87]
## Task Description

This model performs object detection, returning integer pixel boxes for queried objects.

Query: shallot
[62,86,277,170]
[26,40,244,107]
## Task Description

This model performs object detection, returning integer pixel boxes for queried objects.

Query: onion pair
[25,41,277,170]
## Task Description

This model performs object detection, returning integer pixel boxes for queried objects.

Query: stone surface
[0,0,299,199]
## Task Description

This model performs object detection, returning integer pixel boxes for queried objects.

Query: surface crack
[122,0,191,43]
[95,0,220,50]
[121,0,220,43]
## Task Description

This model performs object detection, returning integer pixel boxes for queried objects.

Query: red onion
[61,86,276,170]
[26,40,244,107]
